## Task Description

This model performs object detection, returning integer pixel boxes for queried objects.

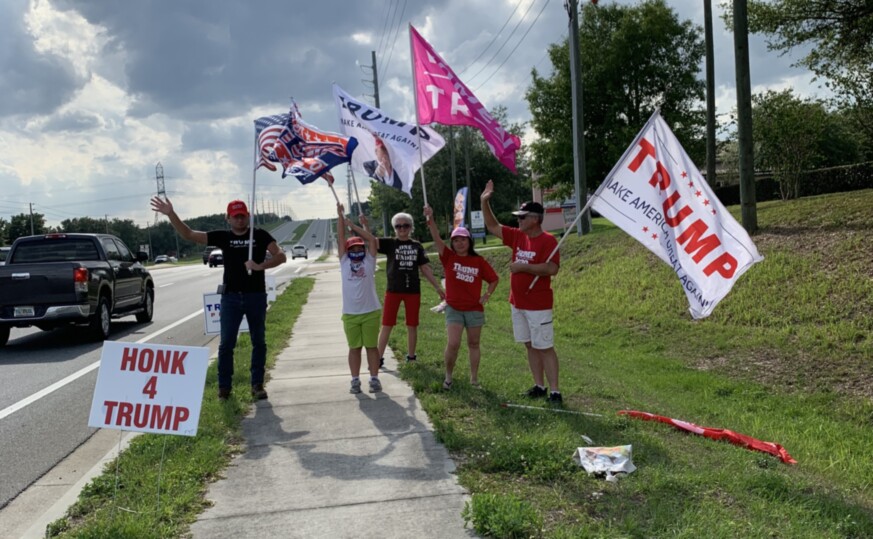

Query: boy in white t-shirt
[336,203,382,394]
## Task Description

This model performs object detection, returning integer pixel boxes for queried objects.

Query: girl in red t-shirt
[424,205,499,390]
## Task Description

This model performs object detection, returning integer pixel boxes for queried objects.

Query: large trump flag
[590,111,763,319]
[410,25,521,173]
[333,84,445,196]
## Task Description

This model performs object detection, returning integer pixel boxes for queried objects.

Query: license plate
[14,306,35,317]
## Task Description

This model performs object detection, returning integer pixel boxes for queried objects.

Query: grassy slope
[385,189,873,538]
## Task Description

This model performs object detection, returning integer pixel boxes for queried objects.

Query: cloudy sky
[0,0,823,227]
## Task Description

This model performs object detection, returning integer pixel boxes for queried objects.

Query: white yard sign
[203,293,249,335]
[89,342,209,436]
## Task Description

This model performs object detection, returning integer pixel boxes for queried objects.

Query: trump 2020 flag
[271,103,358,184]
[333,84,445,196]
[590,111,763,319]
[409,25,521,173]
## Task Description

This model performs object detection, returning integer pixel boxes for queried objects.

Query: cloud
[0,0,86,117]
[42,110,102,131]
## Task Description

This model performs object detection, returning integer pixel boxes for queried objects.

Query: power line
[474,0,551,92]
[379,0,407,84]
[467,0,542,83]
[376,0,396,61]
[459,0,526,76]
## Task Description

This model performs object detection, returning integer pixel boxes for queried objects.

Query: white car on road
[291,245,308,260]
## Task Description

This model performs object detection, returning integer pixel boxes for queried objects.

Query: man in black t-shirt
[372,212,444,366]
[150,196,286,401]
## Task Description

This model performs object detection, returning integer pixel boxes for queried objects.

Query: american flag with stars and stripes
[254,113,289,171]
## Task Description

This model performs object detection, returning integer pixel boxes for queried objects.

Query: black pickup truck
[0,233,155,347]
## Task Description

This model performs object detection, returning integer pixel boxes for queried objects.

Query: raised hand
[150,196,173,216]
[481,180,494,202]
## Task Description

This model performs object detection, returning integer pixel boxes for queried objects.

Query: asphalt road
[0,218,333,510]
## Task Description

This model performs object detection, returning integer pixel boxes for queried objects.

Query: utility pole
[371,50,380,109]
[364,50,388,235]
[29,203,35,235]
[566,0,591,235]
[105,214,109,234]
[704,0,717,187]
[733,0,757,232]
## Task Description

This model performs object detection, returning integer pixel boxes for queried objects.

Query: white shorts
[510,306,554,350]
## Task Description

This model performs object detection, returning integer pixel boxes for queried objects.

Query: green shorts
[342,310,381,348]
[445,305,485,328]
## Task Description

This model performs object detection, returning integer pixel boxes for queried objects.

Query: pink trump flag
[410,25,521,173]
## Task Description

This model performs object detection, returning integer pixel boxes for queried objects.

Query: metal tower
[154,162,166,225]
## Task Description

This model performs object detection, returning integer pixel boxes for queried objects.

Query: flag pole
[409,23,429,207]
[526,110,662,291]
[326,176,341,205]
[349,166,364,218]
[248,123,258,275]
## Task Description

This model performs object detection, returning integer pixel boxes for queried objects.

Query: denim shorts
[445,305,485,328]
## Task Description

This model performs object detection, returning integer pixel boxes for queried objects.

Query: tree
[750,89,861,200]
[744,0,873,142]
[7,213,46,242]
[0,217,8,245]
[526,0,706,194]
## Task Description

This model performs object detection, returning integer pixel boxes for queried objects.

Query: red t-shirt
[439,249,499,312]
[501,225,560,310]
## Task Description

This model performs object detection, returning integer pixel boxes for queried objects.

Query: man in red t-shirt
[481,180,563,404]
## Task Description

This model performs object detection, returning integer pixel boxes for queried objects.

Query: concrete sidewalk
[190,266,475,538]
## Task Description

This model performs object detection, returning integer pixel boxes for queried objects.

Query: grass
[46,277,314,538]
[382,189,873,538]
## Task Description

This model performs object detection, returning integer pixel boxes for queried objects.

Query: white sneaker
[350,379,362,394]
[368,378,382,393]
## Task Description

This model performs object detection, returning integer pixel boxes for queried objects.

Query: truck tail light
[74,267,89,294]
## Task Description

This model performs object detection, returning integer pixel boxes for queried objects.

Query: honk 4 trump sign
[89,342,209,436]
[590,111,763,319]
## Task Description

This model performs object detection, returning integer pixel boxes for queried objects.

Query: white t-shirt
[340,252,381,315]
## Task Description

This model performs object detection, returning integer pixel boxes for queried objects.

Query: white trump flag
[590,111,763,319]
[333,84,445,196]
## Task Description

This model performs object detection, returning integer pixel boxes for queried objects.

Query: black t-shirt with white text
[378,237,430,294]
[207,228,276,293]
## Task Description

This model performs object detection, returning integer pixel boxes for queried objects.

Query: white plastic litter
[430,300,447,313]
[574,445,636,482]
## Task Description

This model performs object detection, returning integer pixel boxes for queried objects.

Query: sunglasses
[394,223,411,229]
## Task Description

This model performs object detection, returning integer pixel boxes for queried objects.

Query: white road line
[0,309,204,421]
[159,282,175,287]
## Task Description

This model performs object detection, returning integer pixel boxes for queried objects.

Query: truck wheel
[0,326,9,347]
[136,288,154,323]
[90,297,111,341]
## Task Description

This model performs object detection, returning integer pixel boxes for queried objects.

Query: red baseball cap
[227,200,249,217]
[345,236,365,250]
